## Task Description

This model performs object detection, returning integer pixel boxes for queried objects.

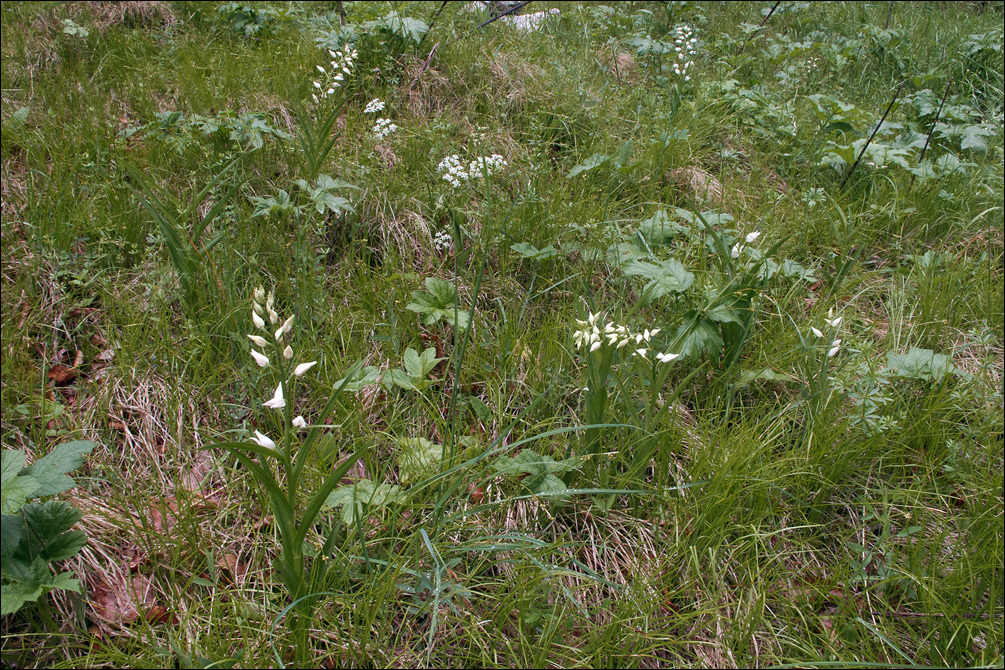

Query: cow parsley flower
[363,98,385,114]
[372,118,398,140]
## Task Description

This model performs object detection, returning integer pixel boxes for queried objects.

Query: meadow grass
[1,1,1002,667]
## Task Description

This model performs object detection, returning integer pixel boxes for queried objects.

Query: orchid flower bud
[248,334,269,348]
[251,430,277,450]
[283,345,293,360]
[292,416,307,429]
[281,314,295,335]
[263,382,285,409]
[250,349,270,367]
[252,310,266,330]
[294,361,317,376]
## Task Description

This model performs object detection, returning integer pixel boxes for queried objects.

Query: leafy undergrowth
[1,1,1002,667]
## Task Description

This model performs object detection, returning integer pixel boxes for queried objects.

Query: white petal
[589,341,602,352]
[252,311,266,330]
[251,430,277,450]
[250,348,270,367]
[811,327,823,338]
[292,416,307,429]
[828,346,840,358]
[268,307,279,325]
[745,231,761,243]
[294,361,317,376]
[283,345,293,360]
[281,314,295,334]
[248,334,269,347]
[263,383,286,409]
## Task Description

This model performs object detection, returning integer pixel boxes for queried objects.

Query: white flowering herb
[437,153,508,188]
[363,98,385,114]
[372,118,398,140]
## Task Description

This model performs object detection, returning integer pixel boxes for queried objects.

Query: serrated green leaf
[424,277,457,305]
[1,514,26,556]
[21,440,94,497]
[1,450,26,486]
[1,473,37,517]
[41,529,87,562]
[674,318,723,360]
[22,500,82,545]
[1,582,44,616]
[623,258,695,302]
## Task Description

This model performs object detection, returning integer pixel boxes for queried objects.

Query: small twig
[408,42,439,94]
[839,82,904,190]
[758,0,782,28]
[476,1,532,30]
[883,1,894,30]
[908,75,954,191]
[738,1,781,55]
[336,0,345,27]
[417,1,449,50]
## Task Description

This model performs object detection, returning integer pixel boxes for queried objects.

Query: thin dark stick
[884,1,893,30]
[758,0,782,28]
[417,1,449,50]
[738,1,781,55]
[839,82,904,190]
[909,76,954,191]
[476,1,532,30]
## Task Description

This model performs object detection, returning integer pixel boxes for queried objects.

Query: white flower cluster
[372,118,398,140]
[671,25,698,81]
[312,47,357,103]
[808,308,843,358]
[363,98,385,114]
[247,285,317,448]
[731,231,761,258]
[437,153,508,188]
[573,312,679,363]
[433,230,453,253]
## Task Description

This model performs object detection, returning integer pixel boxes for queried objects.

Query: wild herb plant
[1,441,94,617]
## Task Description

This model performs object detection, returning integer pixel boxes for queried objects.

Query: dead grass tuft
[76,1,177,32]
[668,167,724,207]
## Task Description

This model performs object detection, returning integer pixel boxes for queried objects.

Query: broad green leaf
[384,368,419,391]
[1,451,37,515]
[510,243,559,261]
[333,365,380,392]
[886,347,956,382]
[623,258,695,302]
[2,449,26,485]
[1,582,44,616]
[566,153,610,178]
[674,318,723,360]
[636,210,688,245]
[402,347,443,378]
[736,368,794,385]
[22,500,82,546]
[397,437,444,485]
[1,514,26,556]
[491,451,578,495]
[324,479,401,524]
[21,440,94,497]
